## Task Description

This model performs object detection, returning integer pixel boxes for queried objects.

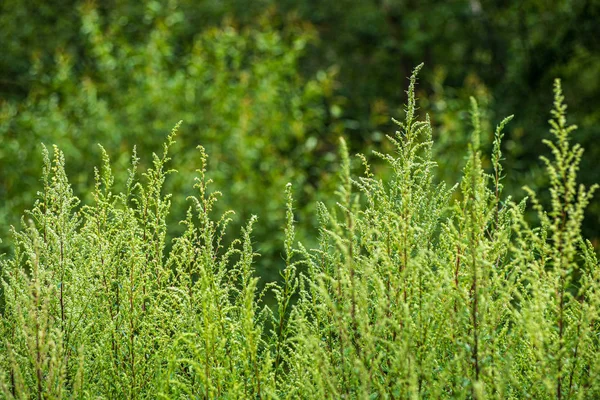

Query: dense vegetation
[1,67,599,398]
[0,8,339,279]
[2,1,600,273]
[2,2,599,397]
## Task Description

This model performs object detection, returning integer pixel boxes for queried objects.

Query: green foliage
[1,124,272,398]
[0,4,340,279]
[275,0,600,245]
[1,68,599,398]
[3,0,600,274]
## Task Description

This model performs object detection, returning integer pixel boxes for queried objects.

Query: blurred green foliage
[1,0,599,275]
[0,3,342,280]
[270,0,600,241]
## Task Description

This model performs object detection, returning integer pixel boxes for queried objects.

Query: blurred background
[1,0,599,281]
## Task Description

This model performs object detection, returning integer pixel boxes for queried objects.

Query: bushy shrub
[1,67,598,398]
[278,66,600,398]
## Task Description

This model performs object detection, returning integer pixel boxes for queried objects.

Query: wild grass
[1,66,598,399]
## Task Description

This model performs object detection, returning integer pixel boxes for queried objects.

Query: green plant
[277,67,599,398]
[1,66,598,399]
[0,123,276,398]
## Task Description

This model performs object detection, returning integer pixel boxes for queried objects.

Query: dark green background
[2,0,599,279]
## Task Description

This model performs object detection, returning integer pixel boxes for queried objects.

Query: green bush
[1,67,599,398]
[0,5,340,280]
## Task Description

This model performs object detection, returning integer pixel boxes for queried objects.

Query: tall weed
[1,67,598,399]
